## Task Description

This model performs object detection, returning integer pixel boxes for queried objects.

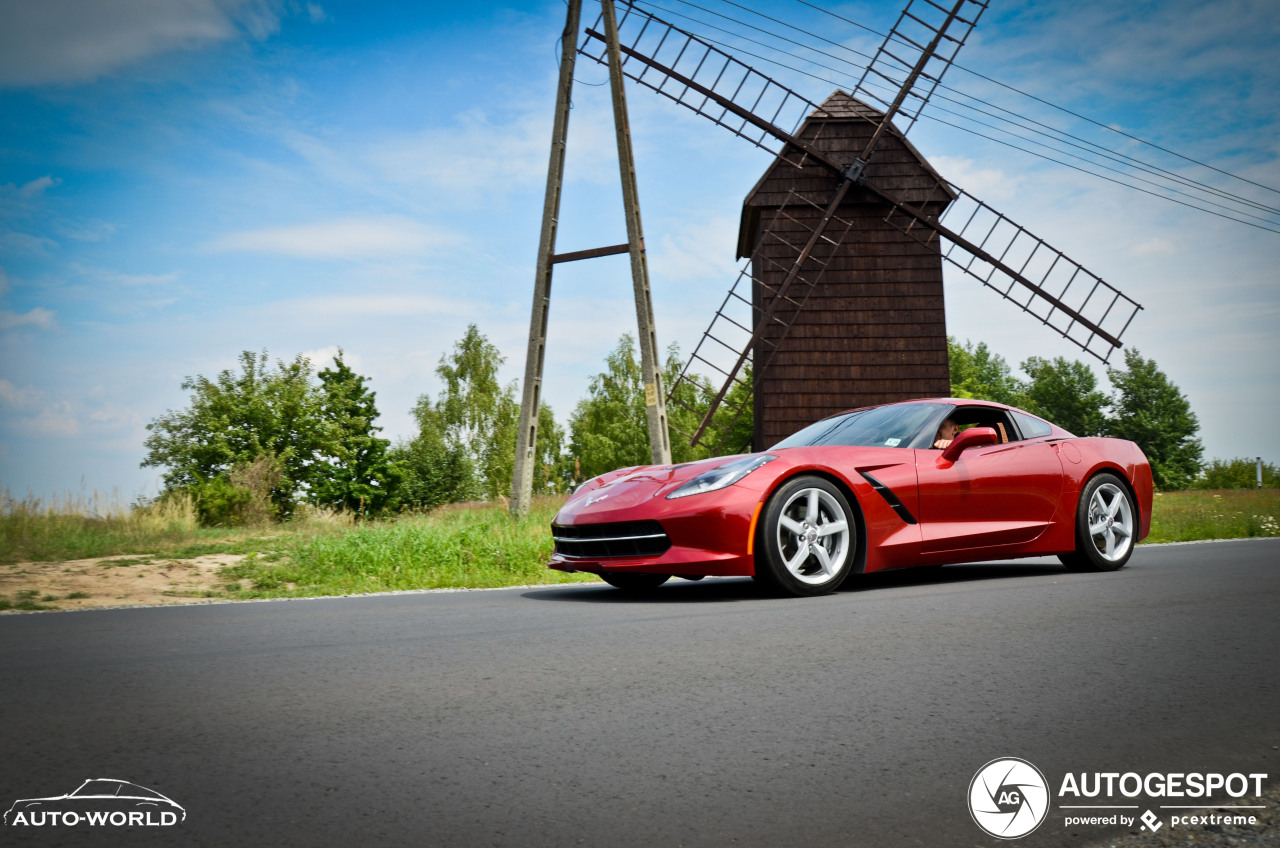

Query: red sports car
[550,399,1153,596]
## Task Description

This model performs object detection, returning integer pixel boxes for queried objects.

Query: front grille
[552,520,671,559]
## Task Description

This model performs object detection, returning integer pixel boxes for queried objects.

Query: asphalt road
[2,539,1278,848]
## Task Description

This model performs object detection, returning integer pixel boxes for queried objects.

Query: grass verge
[219,498,596,599]
[1144,489,1280,543]
[2,488,1276,607]
[0,489,360,565]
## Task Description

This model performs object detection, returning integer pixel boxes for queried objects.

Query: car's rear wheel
[600,573,670,592]
[1060,473,1136,572]
[755,476,856,596]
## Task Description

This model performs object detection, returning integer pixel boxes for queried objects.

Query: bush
[1193,458,1279,490]
[183,456,280,527]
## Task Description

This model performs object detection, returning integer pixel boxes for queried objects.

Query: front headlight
[666,455,776,499]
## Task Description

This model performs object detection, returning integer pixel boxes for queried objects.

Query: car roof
[832,397,1019,416]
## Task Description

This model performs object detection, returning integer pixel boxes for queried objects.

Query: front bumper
[549,483,762,577]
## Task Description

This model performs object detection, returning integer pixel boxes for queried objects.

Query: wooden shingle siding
[742,91,953,449]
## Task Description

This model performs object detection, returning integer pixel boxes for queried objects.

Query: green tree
[392,396,480,509]
[397,325,564,504]
[1020,356,1107,436]
[948,337,1026,405]
[142,350,328,517]
[532,401,569,494]
[711,362,754,453]
[569,334,651,481]
[665,358,753,458]
[568,336,752,483]
[433,325,521,499]
[1105,348,1203,490]
[311,352,398,517]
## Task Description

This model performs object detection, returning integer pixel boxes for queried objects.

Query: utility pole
[601,0,672,471]
[510,0,671,516]
[510,0,581,517]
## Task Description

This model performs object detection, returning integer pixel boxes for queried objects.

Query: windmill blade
[577,3,877,158]
[871,180,1143,362]
[577,0,1142,447]
[853,0,989,137]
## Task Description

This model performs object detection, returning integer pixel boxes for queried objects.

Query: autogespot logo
[969,757,1050,839]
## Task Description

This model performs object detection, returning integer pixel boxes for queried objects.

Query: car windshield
[771,403,941,449]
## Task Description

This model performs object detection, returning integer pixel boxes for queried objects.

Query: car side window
[1011,411,1053,440]
[948,407,1018,444]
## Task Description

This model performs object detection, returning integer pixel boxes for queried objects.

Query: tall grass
[1,489,201,563]
[1145,489,1280,543]
[223,497,595,596]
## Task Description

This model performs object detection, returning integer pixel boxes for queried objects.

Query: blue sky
[1,0,1277,501]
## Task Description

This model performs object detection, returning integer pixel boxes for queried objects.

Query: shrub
[1193,458,1279,490]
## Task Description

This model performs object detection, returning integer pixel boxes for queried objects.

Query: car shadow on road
[522,560,1072,604]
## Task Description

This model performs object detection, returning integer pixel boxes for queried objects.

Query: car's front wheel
[600,573,670,592]
[755,476,857,596]
[1060,473,1136,572]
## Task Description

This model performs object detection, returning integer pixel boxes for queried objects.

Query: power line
[641,0,1279,217]
[790,0,1280,199]
[625,0,1280,224]
[925,113,1280,233]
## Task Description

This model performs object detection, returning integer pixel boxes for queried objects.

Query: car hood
[559,455,761,520]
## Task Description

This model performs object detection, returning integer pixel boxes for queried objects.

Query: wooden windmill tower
[739,91,957,449]
[576,0,1143,453]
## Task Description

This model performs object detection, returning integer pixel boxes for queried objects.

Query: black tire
[1059,473,1136,572]
[600,573,670,592]
[754,475,857,596]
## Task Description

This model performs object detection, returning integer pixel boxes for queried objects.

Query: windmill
[574,0,1143,453]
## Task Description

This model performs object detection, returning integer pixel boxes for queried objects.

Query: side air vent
[552,521,671,559]
[859,472,918,525]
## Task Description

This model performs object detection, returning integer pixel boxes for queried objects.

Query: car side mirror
[941,426,999,462]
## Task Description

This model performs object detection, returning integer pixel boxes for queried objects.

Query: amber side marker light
[746,502,764,555]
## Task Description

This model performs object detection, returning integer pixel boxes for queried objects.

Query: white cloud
[71,264,181,286]
[0,0,286,87]
[206,216,457,259]
[930,155,1023,202]
[274,293,478,321]
[0,231,58,254]
[368,103,619,206]
[1130,237,1177,257]
[0,379,41,410]
[0,307,57,330]
[306,3,327,24]
[650,216,740,283]
[19,175,59,198]
[59,220,118,242]
[14,402,80,437]
[87,404,143,431]
[300,345,361,373]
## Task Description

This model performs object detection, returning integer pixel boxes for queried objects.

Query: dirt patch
[0,554,247,611]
